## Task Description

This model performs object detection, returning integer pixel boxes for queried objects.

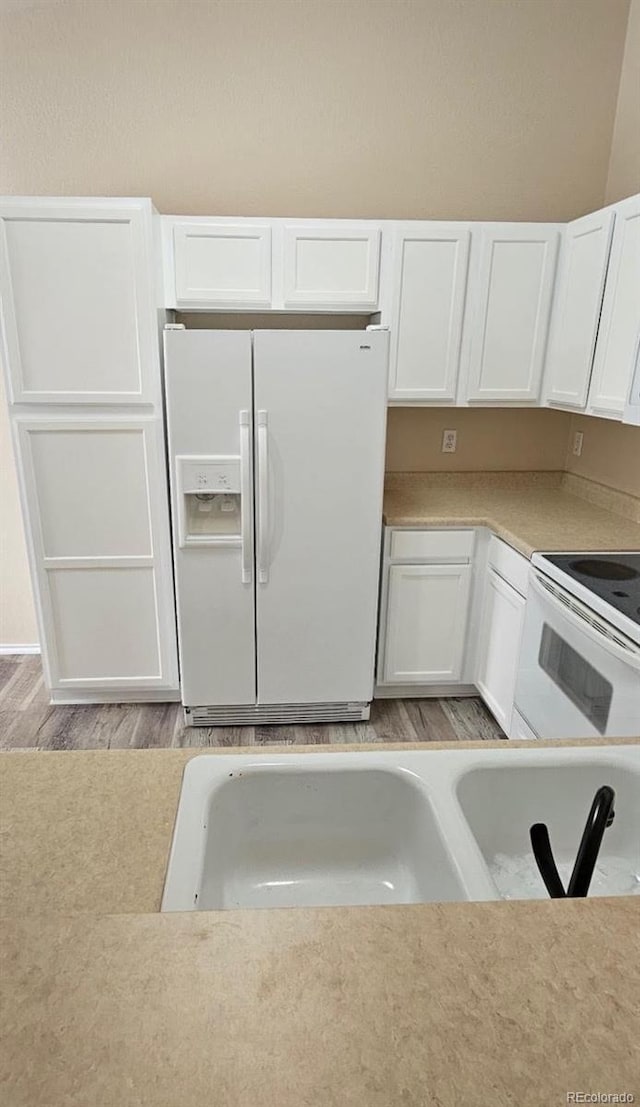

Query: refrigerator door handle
[239,410,252,584]
[257,410,269,584]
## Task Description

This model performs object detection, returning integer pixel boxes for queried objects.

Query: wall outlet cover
[442,429,457,453]
[573,431,584,457]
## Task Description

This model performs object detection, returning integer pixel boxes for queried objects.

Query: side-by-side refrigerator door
[253,329,388,705]
[163,329,255,706]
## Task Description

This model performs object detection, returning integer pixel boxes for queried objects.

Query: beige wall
[0,0,630,221]
[0,370,39,644]
[0,0,637,645]
[385,408,572,473]
[606,0,640,203]
[565,414,640,498]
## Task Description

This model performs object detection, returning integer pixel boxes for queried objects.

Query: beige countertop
[383,472,640,557]
[3,898,639,1107]
[1,745,639,1106]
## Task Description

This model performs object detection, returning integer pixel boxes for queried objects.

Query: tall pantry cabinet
[0,198,179,701]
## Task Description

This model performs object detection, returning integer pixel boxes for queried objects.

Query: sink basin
[162,762,468,910]
[162,746,640,911]
[456,762,640,899]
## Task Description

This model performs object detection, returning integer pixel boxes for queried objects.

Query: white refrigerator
[164,328,389,725]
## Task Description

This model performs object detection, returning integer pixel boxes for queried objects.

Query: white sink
[456,761,640,899]
[162,763,469,910]
[162,746,640,912]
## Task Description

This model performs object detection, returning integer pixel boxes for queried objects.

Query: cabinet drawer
[488,536,529,596]
[390,528,475,563]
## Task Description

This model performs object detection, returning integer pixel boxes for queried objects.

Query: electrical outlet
[573,431,584,457]
[442,429,457,453]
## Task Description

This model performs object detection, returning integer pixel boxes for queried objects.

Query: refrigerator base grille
[184,702,371,727]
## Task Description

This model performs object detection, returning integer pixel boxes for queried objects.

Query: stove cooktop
[542,552,640,626]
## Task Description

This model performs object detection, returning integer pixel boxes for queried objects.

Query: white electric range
[514,551,640,739]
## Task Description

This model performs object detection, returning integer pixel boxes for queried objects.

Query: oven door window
[538,624,613,735]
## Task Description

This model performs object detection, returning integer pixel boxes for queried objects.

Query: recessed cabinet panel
[48,567,161,682]
[389,227,471,401]
[588,196,640,419]
[467,225,559,402]
[173,223,272,308]
[282,225,380,308]
[27,426,152,558]
[0,203,154,403]
[383,563,471,683]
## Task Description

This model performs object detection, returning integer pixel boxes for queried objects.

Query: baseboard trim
[374,683,477,699]
[0,644,41,655]
[50,688,182,705]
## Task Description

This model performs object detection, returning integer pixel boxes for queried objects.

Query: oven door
[515,570,640,738]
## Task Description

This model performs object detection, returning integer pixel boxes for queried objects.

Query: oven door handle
[530,571,640,672]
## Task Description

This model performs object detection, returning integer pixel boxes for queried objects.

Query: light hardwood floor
[0,655,504,750]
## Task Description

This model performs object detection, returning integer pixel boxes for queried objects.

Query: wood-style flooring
[0,655,504,750]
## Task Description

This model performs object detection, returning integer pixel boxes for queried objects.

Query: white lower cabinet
[475,567,526,734]
[14,417,178,699]
[377,529,531,737]
[378,529,474,686]
[383,563,472,683]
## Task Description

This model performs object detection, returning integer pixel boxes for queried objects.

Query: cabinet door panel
[0,201,157,403]
[16,417,178,692]
[48,567,161,683]
[172,222,272,308]
[389,226,471,401]
[467,225,560,402]
[282,224,380,309]
[544,210,614,409]
[383,564,471,684]
[28,427,152,557]
[588,196,640,419]
[475,569,526,732]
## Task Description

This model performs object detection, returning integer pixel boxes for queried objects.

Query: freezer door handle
[239,410,252,584]
[257,410,269,584]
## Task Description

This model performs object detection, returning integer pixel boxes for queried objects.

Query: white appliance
[163,327,388,725]
[515,552,640,739]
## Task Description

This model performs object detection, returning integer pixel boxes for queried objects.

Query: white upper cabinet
[0,198,159,404]
[281,223,380,310]
[164,217,380,311]
[543,209,615,410]
[387,224,471,401]
[587,194,640,420]
[465,224,560,403]
[171,220,272,309]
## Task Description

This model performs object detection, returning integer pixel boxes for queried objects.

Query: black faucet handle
[530,823,567,898]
